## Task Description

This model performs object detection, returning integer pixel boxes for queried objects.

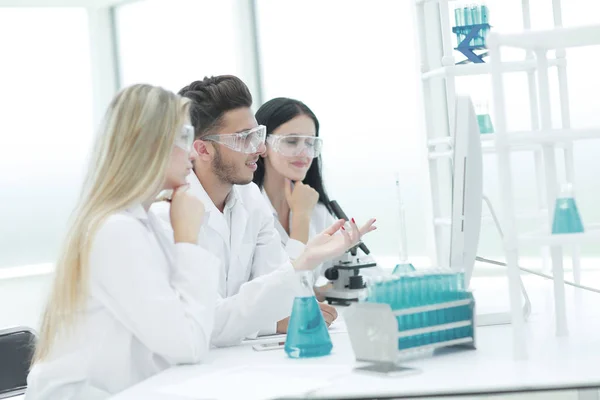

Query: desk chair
[0,327,37,399]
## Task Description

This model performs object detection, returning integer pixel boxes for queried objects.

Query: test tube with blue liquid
[425,274,435,344]
[454,3,465,45]
[422,274,433,345]
[454,272,464,338]
[415,274,425,347]
[463,4,475,46]
[480,2,490,46]
[409,276,420,348]
[470,4,481,46]
[379,277,389,305]
[388,278,397,308]
[428,273,440,343]
[463,5,473,25]
[402,276,414,348]
[440,272,452,340]
[442,272,453,340]
[394,277,402,310]
[397,276,409,349]
[456,272,466,337]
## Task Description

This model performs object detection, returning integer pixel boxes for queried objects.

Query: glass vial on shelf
[475,101,494,134]
[552,183,585,234]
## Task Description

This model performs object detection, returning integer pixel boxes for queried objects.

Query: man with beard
[153,75,375,347]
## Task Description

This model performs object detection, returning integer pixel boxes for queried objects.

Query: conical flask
[284,271,333,358]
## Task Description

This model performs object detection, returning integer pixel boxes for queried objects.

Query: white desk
[110,277,600,399]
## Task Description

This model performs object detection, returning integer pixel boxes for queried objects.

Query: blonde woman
[25,84,220,400]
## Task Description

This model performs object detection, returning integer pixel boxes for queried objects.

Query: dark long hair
[254,97,333,215]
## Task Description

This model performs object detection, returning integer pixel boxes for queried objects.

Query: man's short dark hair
[178,75,253,139]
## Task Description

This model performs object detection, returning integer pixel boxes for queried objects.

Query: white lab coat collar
[260,188,295,248]
[186,173,243,215]
[261,188,278,217]
[124,204,177,270]
[186,173,248,266]
[124,204,149,224]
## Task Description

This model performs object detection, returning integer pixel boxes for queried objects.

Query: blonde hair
[34,84,190,362]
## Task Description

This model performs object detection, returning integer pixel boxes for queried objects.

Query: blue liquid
[477,114,494,133]
[471,6,481,24]
[462,7,475,46]
[480,5,490,46]
[471,6,485,46]
[552,197,584,234]
[454,8,464,26]
[463,7,473,26]
[366,271,474,351]
[455,27,465,46]
[480,5,489,23]
[393,263,416,276]
[285,296,333,358]
[454,8,465,44]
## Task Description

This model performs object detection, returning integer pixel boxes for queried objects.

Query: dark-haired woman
[253,98,336,296]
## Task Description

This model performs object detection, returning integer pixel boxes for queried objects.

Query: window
[0,7,93,269]
[256,0,429,260]
[116,0,249,93]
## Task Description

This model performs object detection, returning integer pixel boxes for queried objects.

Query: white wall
[255,0,430,261]
[0,275,51,330]
[0,7,93,269]
[116,0,254,93]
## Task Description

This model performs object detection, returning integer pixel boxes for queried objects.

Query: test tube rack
[452,23,490,64]
[345,273,476,365]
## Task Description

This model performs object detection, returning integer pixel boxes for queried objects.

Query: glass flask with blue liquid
[392,263,416,276]
[284,271,333,358]
[552,183,584,234]
[475,101,494,134]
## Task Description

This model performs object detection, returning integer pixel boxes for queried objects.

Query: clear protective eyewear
[266,134,323,158]
[202,125,267,154]
[174,124,195,152]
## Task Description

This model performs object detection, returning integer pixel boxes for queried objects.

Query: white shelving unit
[411,0,582,285]
[489,24,600,360]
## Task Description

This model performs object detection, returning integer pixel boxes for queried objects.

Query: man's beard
[212,145,252,185]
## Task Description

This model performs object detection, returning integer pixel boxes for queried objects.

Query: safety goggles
[174,124,195,152]
[266,134,323,158]
[202,125,267,154]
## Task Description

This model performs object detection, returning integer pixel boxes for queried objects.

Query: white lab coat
[152,173,304,347]
[25,206,220,400]
[261,190,336,281]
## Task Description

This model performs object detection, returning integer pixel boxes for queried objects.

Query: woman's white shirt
[25,205,220,400]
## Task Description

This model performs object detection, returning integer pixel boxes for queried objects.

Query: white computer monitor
[449,96,530,326]
[449,96,483,288]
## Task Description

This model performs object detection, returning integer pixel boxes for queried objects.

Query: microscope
[322,201,378,306]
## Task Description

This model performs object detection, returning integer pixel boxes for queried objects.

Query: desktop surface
[109,276,600,399]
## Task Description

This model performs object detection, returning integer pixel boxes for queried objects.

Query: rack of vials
[345,270,475,364]
[452,3,491,64]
